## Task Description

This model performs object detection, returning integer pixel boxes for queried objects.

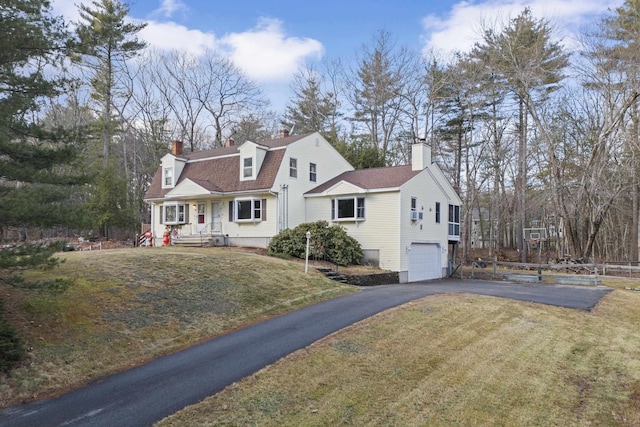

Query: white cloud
[421,0,624,57]
[140,21,217,56]
[50,2,323,84]
[50,0,81,23]
[219,18,324,82]
[153,0,188,19]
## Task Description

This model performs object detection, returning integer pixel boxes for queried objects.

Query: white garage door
[408,243,441,282]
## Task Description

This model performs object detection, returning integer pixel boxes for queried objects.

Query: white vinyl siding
[308,192,401,272]
[275,135,353,229]
[221,196,277,246]
[398,170,453,277]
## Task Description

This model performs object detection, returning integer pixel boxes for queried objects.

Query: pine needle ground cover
[0,247,355,407]
[159,284,640,427]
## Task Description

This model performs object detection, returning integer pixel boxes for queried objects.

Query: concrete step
[172,235,212,247]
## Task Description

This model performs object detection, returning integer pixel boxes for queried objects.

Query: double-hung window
[163,167,173,187]
[448,204,460,237]
[435,202,441,223]
[331,197,365,221]
[289,158,297,178]
[309,163,317,182]
[243,157,253,178]
[410,197,422,221]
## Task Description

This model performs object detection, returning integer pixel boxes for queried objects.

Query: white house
[144,132,461,282]
[304,143,461,282]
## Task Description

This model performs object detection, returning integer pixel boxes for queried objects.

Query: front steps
[316,267,348,283]
[171,234,215,247]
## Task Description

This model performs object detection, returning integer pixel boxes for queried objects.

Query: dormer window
[243,157,253,178]
[163,167,173,187]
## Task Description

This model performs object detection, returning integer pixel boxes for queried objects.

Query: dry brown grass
[0,247,355,407]
[158,282,640,427]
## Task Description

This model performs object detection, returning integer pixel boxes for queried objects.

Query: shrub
[268,221,363,266]
[0,299,24,373]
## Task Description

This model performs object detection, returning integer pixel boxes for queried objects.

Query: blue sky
[52,0,623,113]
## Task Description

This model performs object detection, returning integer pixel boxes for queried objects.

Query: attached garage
[408,242,441,282]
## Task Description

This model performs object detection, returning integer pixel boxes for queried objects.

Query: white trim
[163,202,188,225]
[331,196,365,221]
[233,197,263,222]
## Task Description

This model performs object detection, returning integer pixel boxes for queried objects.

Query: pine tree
[472,8,569,261]
[281,67,341,139]
[73,0,146,236]
[1,0,81,370]
[0,0,87,234]
[74,0,147,169]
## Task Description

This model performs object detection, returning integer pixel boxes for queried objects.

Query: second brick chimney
[279,129,290,138]
[171,140,183,156]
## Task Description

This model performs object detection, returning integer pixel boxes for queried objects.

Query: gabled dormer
[161,140,187,189]
[238,140,268,181]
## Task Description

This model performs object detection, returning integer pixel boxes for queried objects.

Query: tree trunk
[633,185,639,262]
[517,96,527,262]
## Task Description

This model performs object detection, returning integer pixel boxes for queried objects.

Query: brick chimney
[225,137,235,147]
[171,140,183,156]
[279,128,290,138]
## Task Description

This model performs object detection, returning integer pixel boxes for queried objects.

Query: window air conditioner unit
[411,211,420,221]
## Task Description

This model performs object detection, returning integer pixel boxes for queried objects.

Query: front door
[211,201,222,234]
[196,203,207,233]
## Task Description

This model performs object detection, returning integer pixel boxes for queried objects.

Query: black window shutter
[229,201,234,221]
[262,199,267,220]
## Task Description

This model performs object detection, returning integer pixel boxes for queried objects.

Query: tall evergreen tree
[0,0,86,235]
[74,0,146,169]
[349,31,413,166]
[472,8,569,261]
[1,2,80,369]
[73,0,146,236]
[600,0,640,261]
[281,67,341,140]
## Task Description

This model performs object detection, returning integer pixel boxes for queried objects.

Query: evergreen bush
[0,300,24,373]
[268,221,363,266]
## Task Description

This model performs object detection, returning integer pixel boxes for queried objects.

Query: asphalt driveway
[0,279,612,427]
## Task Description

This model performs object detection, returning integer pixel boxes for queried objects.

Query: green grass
[158,284,640,426]
[0,247,355,407]
[3,247,640,426]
